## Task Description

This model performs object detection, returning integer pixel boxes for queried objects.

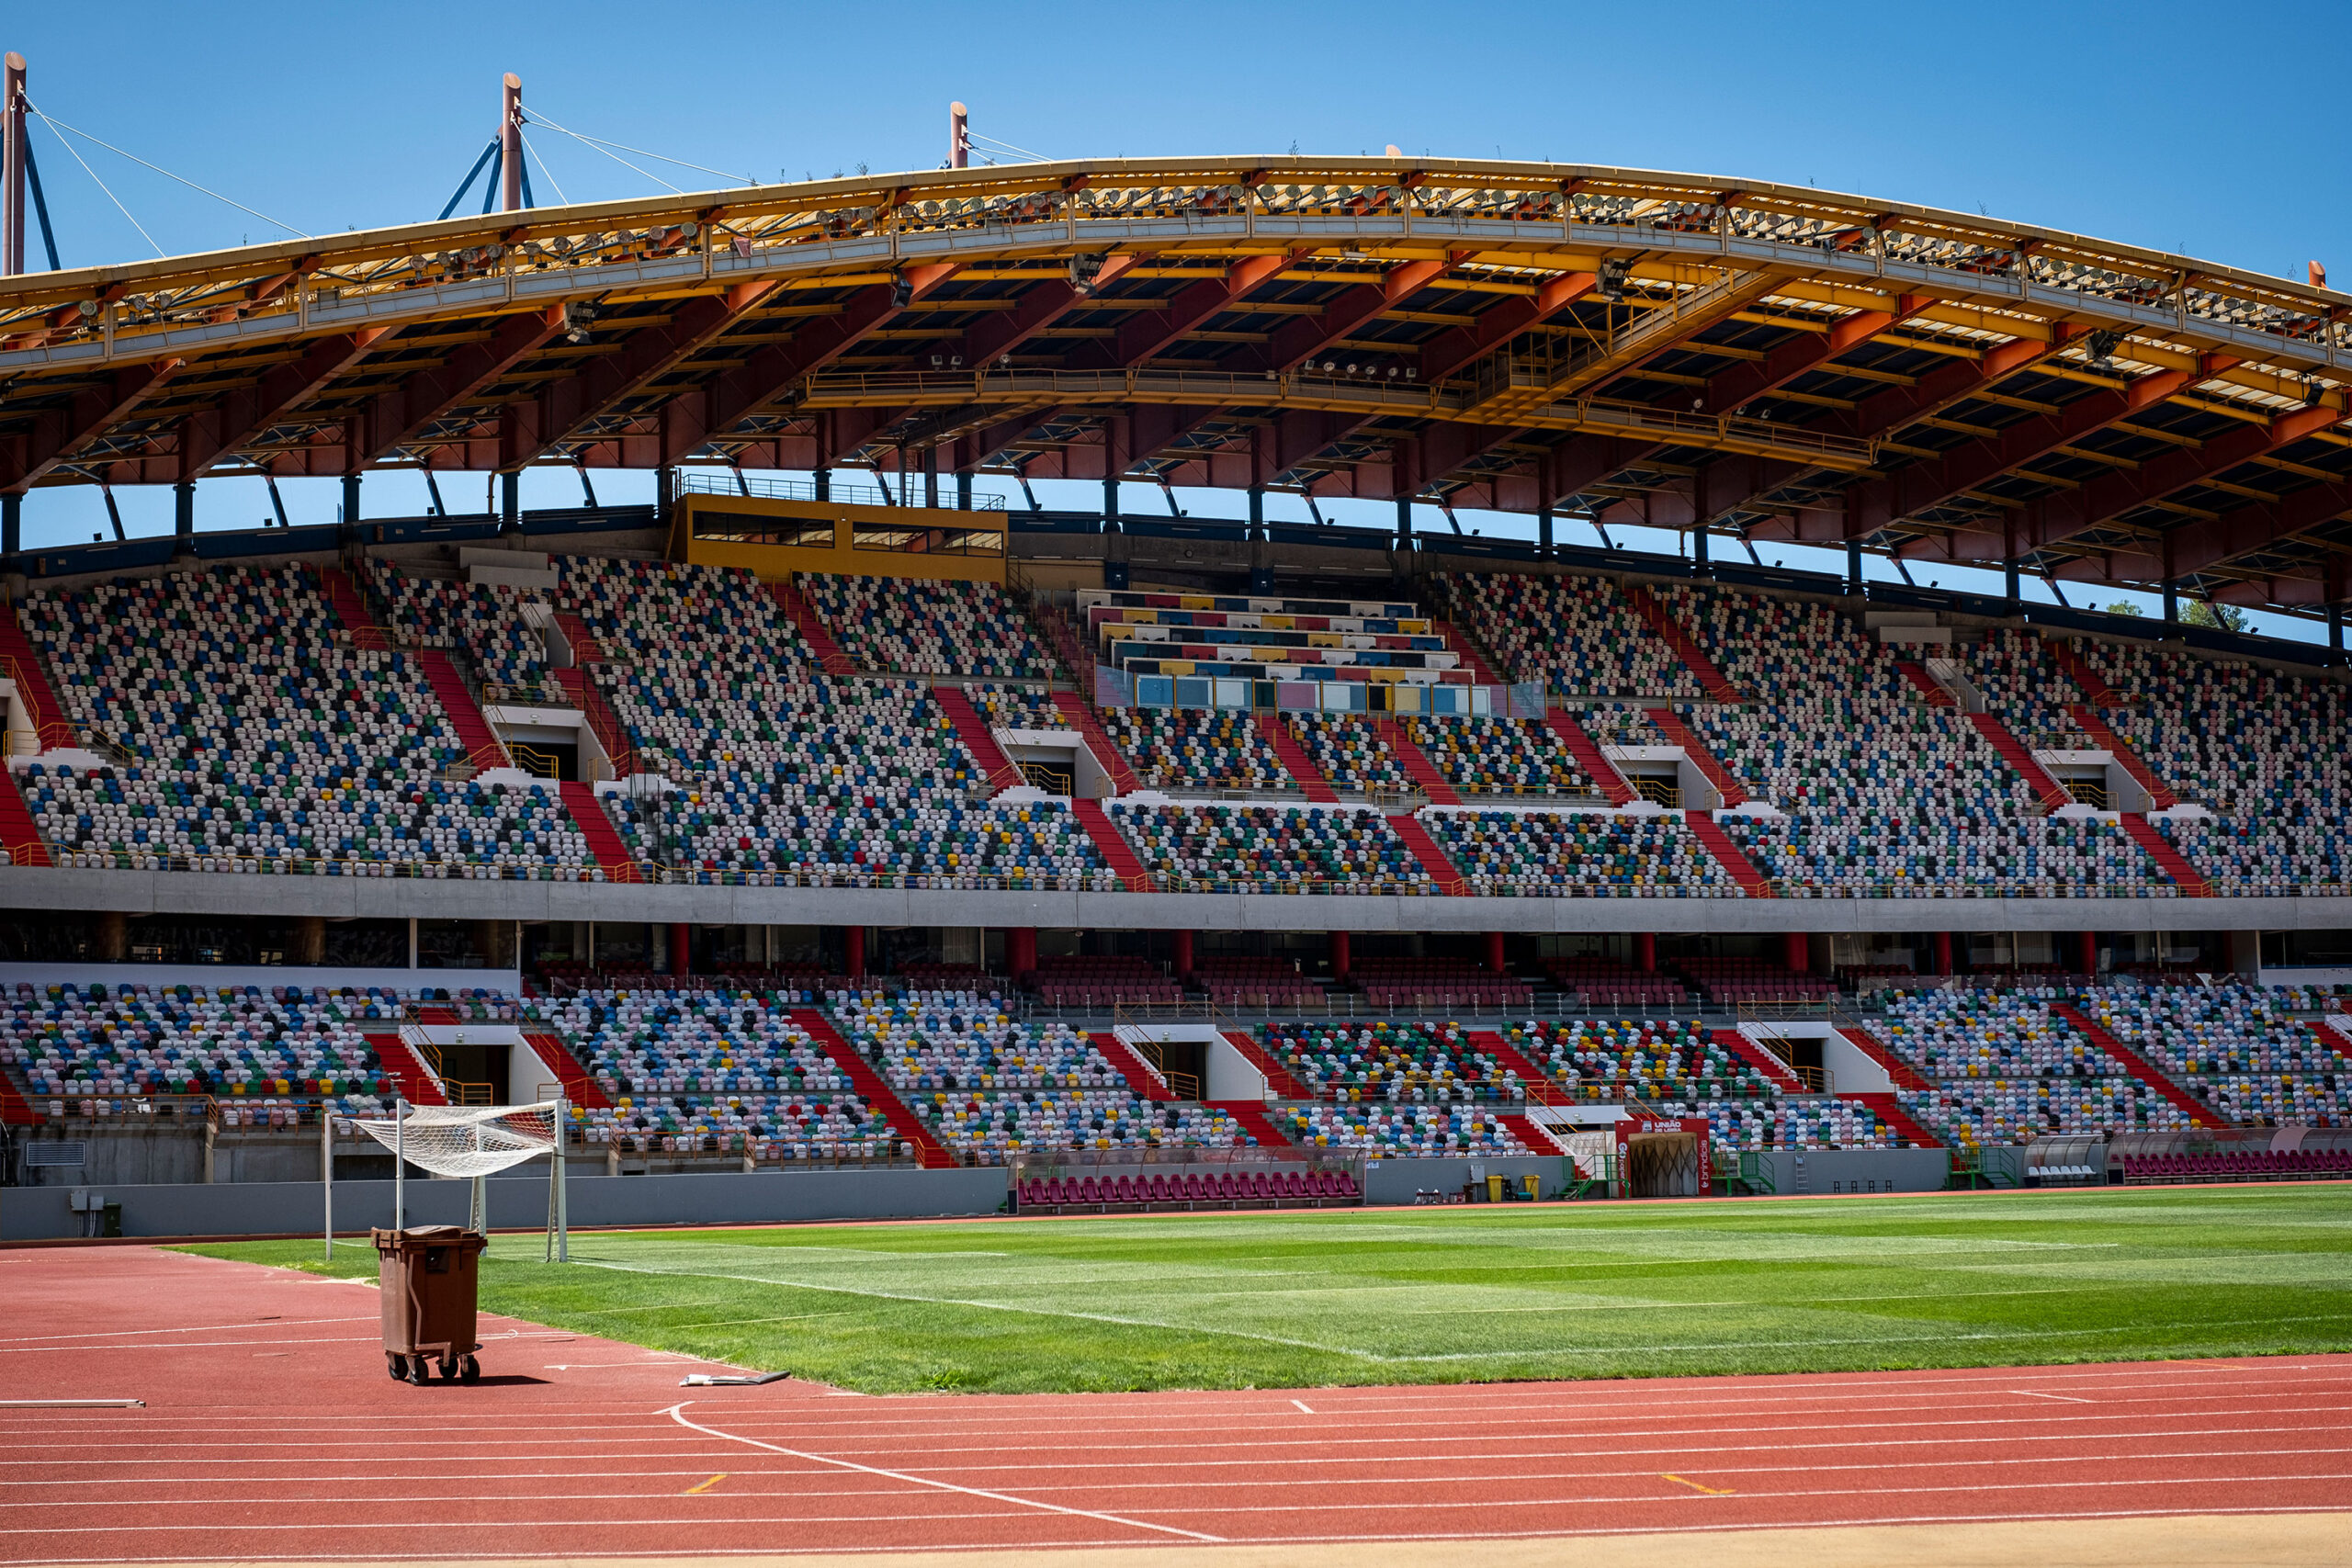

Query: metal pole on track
[393,1098,407,1234]
[322,1111,334,1260]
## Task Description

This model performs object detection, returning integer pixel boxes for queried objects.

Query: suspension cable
[517,128,571,206]
[28,111,162,257]
[524,107,749,186]
[29,102,309,238]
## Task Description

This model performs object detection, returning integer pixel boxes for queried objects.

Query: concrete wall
[0,1165,1013,1242]
[1753,1147,1952,1195]
[1,862,2345,934]
[1361,1155,1570,1204]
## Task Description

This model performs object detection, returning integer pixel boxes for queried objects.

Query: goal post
[332,1100,571,1260]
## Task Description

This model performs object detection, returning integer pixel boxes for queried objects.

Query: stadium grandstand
[4,64,2352,1219]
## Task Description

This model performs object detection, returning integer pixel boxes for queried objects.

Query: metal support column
[922,445,939,509]
[956,469,971,512]
[341,473,362,530]
[2005,558,2021,610]
[1,492,18,558]
[1102,471,1120,534]
[1847,538,1863,595]
[2162,579,2180,625]
[1537,504,1553,557]
[1396,495,1412,547]
[812,465,830,502]
[173,480,195,538]
[1690,523,1709,574]
[500,471,520,535]
[1248,486,1264,540]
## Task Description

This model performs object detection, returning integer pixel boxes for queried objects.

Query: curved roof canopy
[1,156,2346,611]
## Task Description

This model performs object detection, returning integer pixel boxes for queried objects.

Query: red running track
[3,1246,2349,1562]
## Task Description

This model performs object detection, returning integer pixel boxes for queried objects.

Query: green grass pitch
[187,1186,2352,1394]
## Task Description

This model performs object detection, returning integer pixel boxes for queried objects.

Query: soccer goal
[326,1100,571,1262]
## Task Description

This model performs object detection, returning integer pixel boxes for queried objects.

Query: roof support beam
[2165,475,2352,579]
[956,254,1140,367]
[0,358,184,493]
[1260,258,1446,372]
[1416,273,1600,383]
[508,279,782,468]
[357,305,564,466]
[657,265,956,467]
[179,329,388,479]
[1071,252,1294,369]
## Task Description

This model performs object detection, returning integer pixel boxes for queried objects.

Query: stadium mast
[949,100,968,169]
[501,72,524,212]
[2,51,25,276]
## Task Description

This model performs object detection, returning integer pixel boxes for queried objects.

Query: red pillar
[1329,931,1351,979]
[1172,929,1194,980]
[1782,931,1809,974]
[1932,931,1954,976]
[668,922,691,977]
[2076,931,2098,978]
[845,925,865,981]
[1485,931,1507,974]
[1634,932,1657,974]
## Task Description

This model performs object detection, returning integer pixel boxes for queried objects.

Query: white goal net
[355,1103,560,1178]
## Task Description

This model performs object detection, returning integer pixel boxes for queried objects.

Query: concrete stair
[1894,660,1960,707]
[1712,1028,1804,1091]
[2047,638,2124,705]
[1070,797,1153,889]
[0,767,51,867]
[0,605,77,750]
[317,565,391,649]
[1683,809,1774,897]
[552,612,607,665]
[2071,705,2177,808]
[1089,1032,1175,1101]
[1217,1030,1318,1100]
[1544,708,1634,805]
[767,580,855,674]
[559,781,643,884]
[1431,616,1507,684]
[789,1008,958,1168]
[1500,1113,1567,1155]
[1622,584,1742,702]
[0,1066,37,1124]
[1833,1024,1931,1090]
[1050,692,1141,795]
[1386,811,1468,895]
[1371,717,1462,806]
[417,650,511,771]
[2119,814,2211,897]
[1262,718,1340,803]
[523,1030,613,1109]
[1644,708,1748,807]
[1208,1100,1291,1147]
[933,684,1023,795]
[1469,1030,1568,1106]
[1850,1091,1943,1149]
[2053,1003,2218,1127]
[552,667,638,777]
[365,1033,449,1106]
[1967,711,2072,811]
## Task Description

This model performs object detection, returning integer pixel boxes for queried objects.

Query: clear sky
[6,0,2346,632]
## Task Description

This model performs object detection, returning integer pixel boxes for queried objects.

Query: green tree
[2105,601,2143,617]
[2181,600,2249,633]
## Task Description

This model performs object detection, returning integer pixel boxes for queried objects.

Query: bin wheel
[458,1354,481,1383]
[405,1355,430,1384]
[385,1353,405,1382]
[438,1354,458,1381]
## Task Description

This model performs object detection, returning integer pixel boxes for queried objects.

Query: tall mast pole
[501,73,523,212]
[949,101,968,170]
[3,53,27,277]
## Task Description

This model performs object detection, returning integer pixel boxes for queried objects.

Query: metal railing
[675,470,1008,513]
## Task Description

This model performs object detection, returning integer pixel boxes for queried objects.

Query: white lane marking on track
[1292,1400,1316,1415]
[2014,1389,2097,1404]
[0,1316,377,1345]
[662,1402,1225,1543]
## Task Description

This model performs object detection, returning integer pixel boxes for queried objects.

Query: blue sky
[7,1,2346,632]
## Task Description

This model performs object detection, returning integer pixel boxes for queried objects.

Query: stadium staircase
[1500,1113,1568,1155]
[787,1008,957,1168]
[1543,708,1634,805]
[559,781,644,884]
[766,580,855,674]
[2119,814,2211,897]
[317,565,390,649]
[1644,709,1748,807]
[2046,639,2124,705]
[0,1066,36,1125]
[523,1030,612,1109]
[1850,1093,1943,1150]
[1218,1030,1317,1100]
[2052,1003,2218,1126]
[1262,721,1340,803]
[416,651,512,772]
[0,769,51,867]
[1712,1029,1804,1091]
[551,668,637,777]
[1683,809,1774,897]
[2314,1016,2352,1058]
[1208,1100,1291,1147]
[552,611,607,665]
[365,1033,449,1106]
[1894,660,1960,708]
[1070,798,1153,889]
[1387,811,1468,894]
[932,684,1023,795]
[1469,1030,1568,1106]
[1832,1024,1931,1089]
[2069,705,2177,808]
[1050,692,1141,795]
[1622,584,1743,702]
[1089,1032,1175,1100]
[1965,712,2072,811]
[0,605,78,751]
[1370,718,1462,805]
[1431,616,1507,685]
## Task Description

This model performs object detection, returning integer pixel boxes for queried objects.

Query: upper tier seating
[18,565,602,878]
[1424,810,1737,897]
[1966,627,2079,731]
[1255,1020,1517,1101]
[1112,803,1437,894]
[365,561,549,694]
[1284,1100,1531,1156]
[555,555,814,667]
[1193,956,1324,1008]
[967,682,1071,730]
[1087,592,1456,683]
[0,981,395,1115]
[1405,715,1593,796]
[522,988,900,1160]
[802,574,1056,679]
[1023,954,1182,1008]
[1517,1017,1771,1100]
[1286,714,1416,793]
[1102,709,1287,791]
[1434,572,1702,696]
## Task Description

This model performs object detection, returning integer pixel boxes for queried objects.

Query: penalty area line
[663,1402,1223,1542]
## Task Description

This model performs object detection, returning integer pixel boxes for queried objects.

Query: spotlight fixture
[1596,256,1632,302]
[2085,327,2126,367]
[1068,251,1109,296]
[1404,367,1417,379]
[889,271,913,308]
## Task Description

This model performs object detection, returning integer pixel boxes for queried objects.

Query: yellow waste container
[1486,1174,1505,1202]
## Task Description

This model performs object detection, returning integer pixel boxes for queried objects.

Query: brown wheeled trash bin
[371,1226,486,1384]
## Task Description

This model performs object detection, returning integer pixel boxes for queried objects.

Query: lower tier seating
[908,1089,1253,1162]
[1283,1101,1530,1156]
[1017,1168,1360,1206]
[1516,1018,1775,1100]
[1111,803,1436,893]
[1254,1021,1514,1101]
[1424,810,1738,897]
